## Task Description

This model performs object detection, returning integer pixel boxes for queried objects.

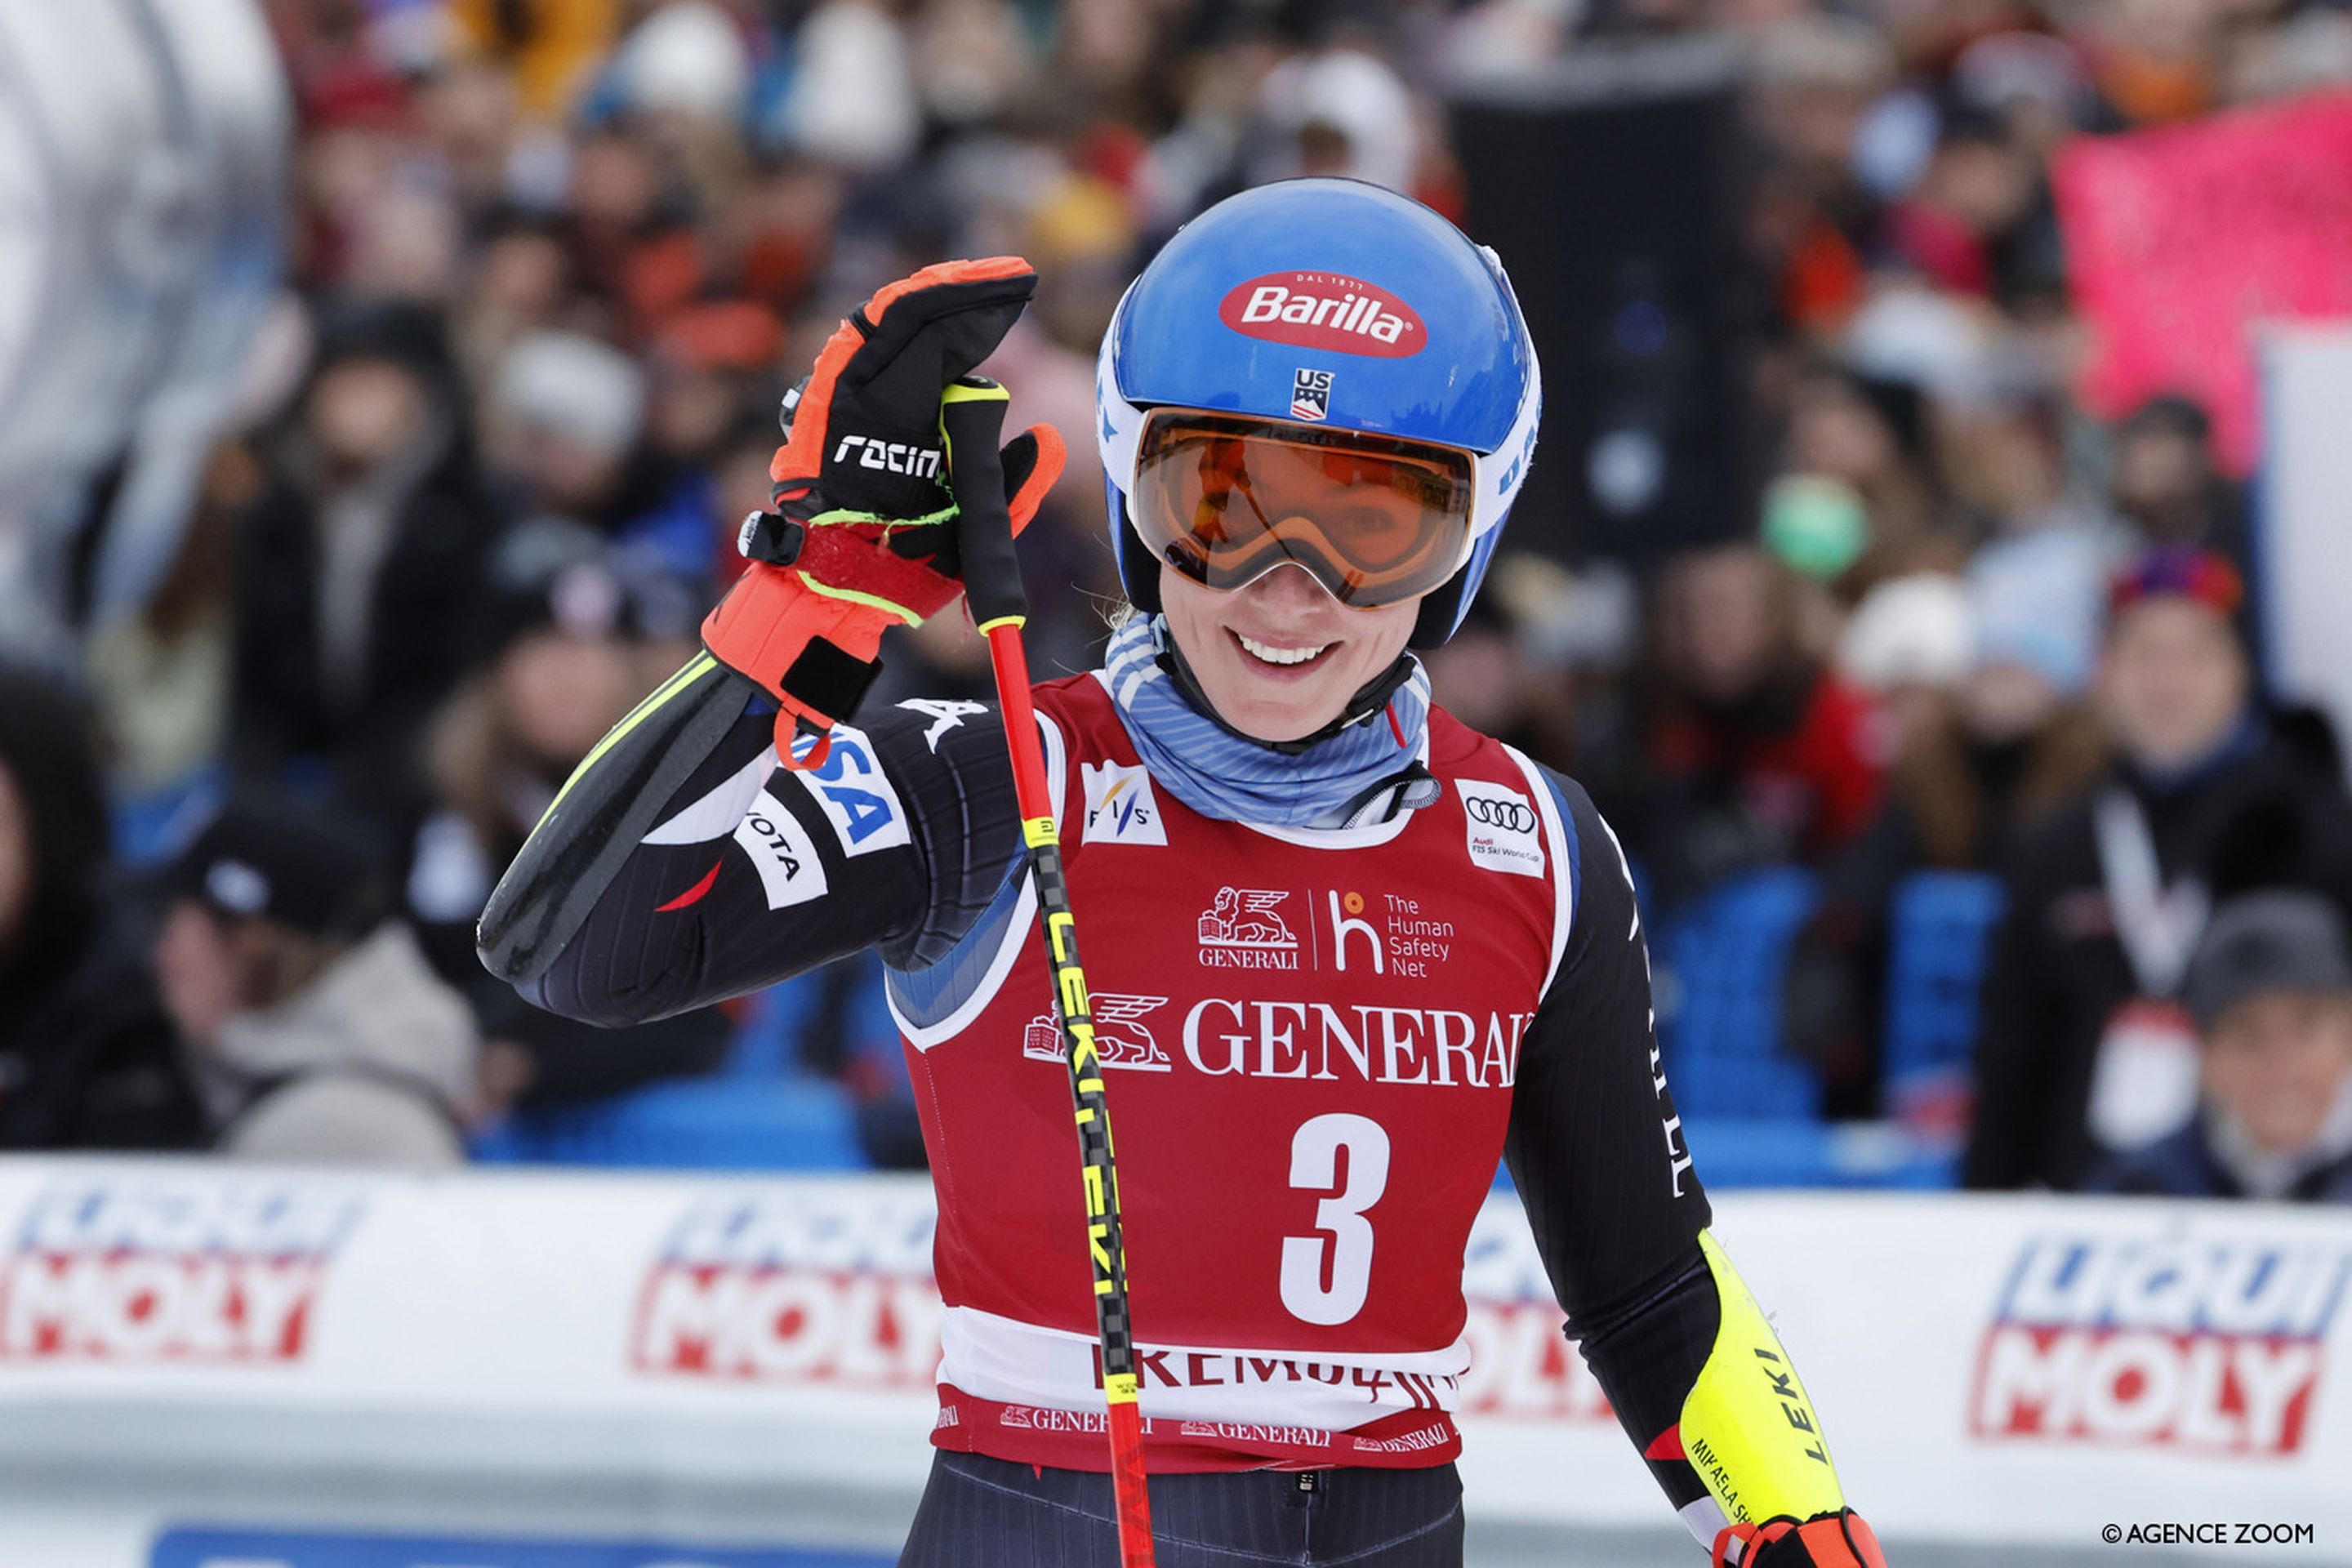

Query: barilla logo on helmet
[1218,271,1425,358]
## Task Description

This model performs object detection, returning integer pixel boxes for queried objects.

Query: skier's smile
[1159,561,1419,744]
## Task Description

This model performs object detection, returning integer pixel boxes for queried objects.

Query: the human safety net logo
[631,1189,942,1388]
[1971,1235,2350,1455]
[0,1178,365,1363]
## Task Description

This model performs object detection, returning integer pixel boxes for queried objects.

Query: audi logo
[1465,798,1536,832]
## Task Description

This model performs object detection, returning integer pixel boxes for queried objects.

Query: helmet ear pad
[1407,523,1502,649]
[1408,566,1471,649]
[1109,477,1164,616]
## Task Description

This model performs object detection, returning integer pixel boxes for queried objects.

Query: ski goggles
[1129,410,1477,608]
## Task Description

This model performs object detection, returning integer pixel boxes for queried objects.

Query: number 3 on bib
[1279,1113,1391,1325]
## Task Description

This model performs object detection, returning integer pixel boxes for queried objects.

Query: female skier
[481,179,1888,1568]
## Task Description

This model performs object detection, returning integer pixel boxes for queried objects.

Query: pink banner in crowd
[2054,90,2352,474]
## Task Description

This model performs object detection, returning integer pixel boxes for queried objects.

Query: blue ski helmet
[1097,179,1541,647]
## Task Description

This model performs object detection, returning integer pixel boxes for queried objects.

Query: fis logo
[0,1178,364,1363]
[830,434,942,478]
[1971,1236,2351,1455]
[1024,993,1173,1071]
[633,1191,941,1387]
[1080,761,1167,846]
[1290,368,1332,422]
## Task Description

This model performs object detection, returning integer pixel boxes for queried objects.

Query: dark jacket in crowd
[391,528,735,1107]
[1965,719,2352,1192]
[0,671,204,1151]
[230,304,501,797]
[1637,662,1886,906]
[1786,702,2106,1116]
[2086,1118,2352,1204]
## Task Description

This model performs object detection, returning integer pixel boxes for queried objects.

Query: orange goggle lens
[1130,411,1476,608]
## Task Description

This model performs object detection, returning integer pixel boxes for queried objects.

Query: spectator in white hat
[485,329,658,532]
[1790,568,2106,1116]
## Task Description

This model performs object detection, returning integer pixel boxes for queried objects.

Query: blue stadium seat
[110,763,228,868]
[471,1076,867,1171]
[1881,871,2005,1124]
[1652,869,1823,1120]
[1682,1117,1959,1189]
[726,953,902,1080]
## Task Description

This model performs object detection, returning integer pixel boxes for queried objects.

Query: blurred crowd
[3,0,2351,1204]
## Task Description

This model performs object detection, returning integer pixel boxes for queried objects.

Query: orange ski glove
[701,256,1064,766]
[1715,1510,1891,1568]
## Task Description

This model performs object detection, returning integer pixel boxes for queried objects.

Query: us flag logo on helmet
[1291,368,1332,421]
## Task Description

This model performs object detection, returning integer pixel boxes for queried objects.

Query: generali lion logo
[1218,272,1426,358]
[1197,888,1299,971]
[1022,994,1173,1071]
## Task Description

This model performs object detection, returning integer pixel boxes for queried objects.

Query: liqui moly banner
[0,1158,2345,1566]
[1973,1235,2345,1455]
[0,1176,364,1363]
[632,1187,941,1387]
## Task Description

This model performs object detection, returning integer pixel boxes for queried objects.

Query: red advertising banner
[2054,90,2352,474]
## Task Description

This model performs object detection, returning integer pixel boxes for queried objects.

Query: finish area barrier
[0,1158,2344,1566]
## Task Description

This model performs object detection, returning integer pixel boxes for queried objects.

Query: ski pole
[942,381,1157,1568]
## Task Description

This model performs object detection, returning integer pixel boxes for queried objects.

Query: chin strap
[1334,760,1443,826]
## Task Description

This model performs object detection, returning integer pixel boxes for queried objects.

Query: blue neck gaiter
[1098,614,1432,831]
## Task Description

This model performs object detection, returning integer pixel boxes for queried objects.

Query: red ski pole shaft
[947,383,1157,1568]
